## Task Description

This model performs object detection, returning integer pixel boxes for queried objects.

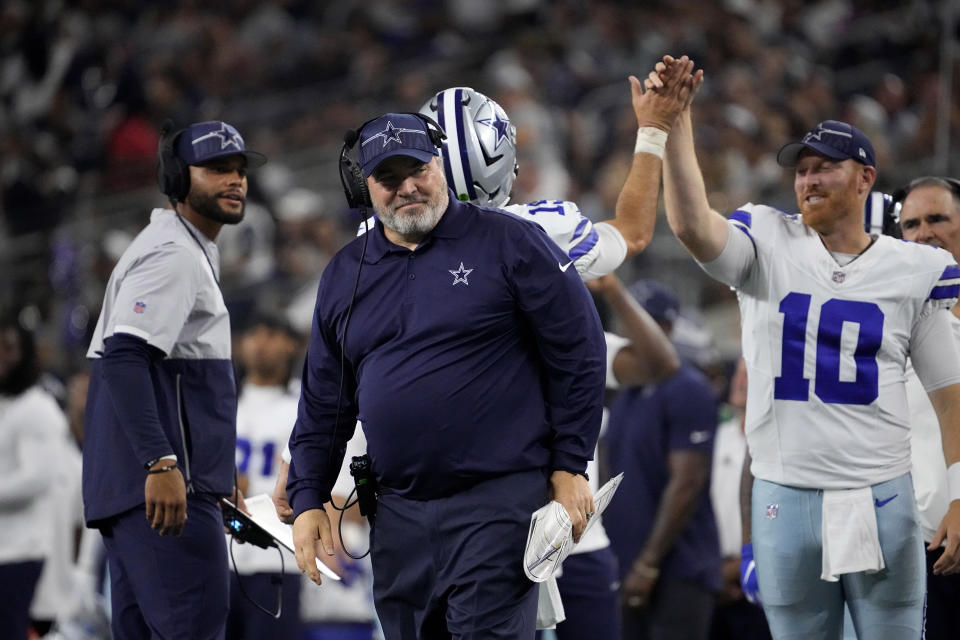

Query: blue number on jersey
[236,438,277,477]
[774,294,884,405]
[526,200,566,216]
[236,437,252,474]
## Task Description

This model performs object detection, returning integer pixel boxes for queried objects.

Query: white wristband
[948,462,960,503]
[634,127,668,158]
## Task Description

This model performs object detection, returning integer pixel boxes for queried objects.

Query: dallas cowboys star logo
[449,262,473,286]
[477,112,513,151]
[362,120,428,148]
[191,123,243,150]
[803,124,852,143]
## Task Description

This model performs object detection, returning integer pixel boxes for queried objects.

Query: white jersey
[702,203,960,489]
[502,200,626,281]
[907,314,960,542]
[359,199,627,282]
[230,382,300,575]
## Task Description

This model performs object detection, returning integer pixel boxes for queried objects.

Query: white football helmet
[420,87,518,208]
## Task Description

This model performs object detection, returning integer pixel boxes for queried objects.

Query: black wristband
[147,463,179,475]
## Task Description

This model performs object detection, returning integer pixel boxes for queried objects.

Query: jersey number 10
[774,292,884,405]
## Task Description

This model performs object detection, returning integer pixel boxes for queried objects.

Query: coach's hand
[930,501,960,575]
[273,460,295,524]
[293,507,336,585]
[145,464,187,536]
[549,470,595,543]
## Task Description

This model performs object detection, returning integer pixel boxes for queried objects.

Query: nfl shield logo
[832,271,845,283]
[134,301,146,314]
[765,503,779,519]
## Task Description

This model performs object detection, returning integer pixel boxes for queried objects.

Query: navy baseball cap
[175,121,267,168]
[627,279,680,324]
[358,113,440,178]
[777,120,876,168]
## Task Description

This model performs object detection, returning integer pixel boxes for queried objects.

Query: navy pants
[100,495,229,640]
[552,548,620,640]
[924,545,960,640]
[371,470,546,639]
[0,560,43,640]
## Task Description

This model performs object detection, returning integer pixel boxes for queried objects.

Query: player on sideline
[647,55,960,639]
[415,67,695,639]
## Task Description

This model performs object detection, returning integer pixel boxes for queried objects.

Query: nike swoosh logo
[875,494,898,508]
[559,261,574,272]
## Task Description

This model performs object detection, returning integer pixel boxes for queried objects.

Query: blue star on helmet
[477,112,512,151]
[191,122,244,150]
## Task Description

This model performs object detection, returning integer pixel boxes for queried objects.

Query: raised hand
[642,54,704,113]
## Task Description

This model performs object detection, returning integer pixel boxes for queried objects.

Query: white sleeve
[911,311,960,393]
[604,332,632,390]
[331,424,368,497]
[578,222,627,282]
[108,243,200,354]
[698,219,757,289]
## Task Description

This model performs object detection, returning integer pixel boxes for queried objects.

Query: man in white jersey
[646,55,960,639]
[227,314,303,639]
[897,176,960,640]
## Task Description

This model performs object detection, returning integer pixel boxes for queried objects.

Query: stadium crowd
[1,1,960,639]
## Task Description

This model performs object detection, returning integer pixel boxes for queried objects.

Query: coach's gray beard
[376,190,449,240]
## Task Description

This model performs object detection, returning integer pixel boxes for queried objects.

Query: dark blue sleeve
[287,275,359,516]
[100,333,174,466]
[664,368,718,452]
[510,224,606,474]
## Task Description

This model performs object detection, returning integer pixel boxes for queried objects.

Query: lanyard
[176,214,221,288]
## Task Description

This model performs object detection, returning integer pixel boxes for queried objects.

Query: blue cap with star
[358,113,440,178]
[776,120,876,168]
[175,120,267,168]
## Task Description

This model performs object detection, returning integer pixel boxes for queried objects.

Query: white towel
[820,487,885,581]
[535,576,566,629]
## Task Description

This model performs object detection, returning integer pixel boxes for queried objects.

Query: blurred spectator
[0,314,69,640]
[228,312,303,639]
[603,280,721,640]
[708,357,772,640]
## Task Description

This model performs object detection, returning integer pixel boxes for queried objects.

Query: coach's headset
[156,120,190,204]
[882,176,960,239]
[338,112,447,211]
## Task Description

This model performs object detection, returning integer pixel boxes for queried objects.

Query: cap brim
[362,149,436,178]
[776,141,848,167]
[194,150,268,169]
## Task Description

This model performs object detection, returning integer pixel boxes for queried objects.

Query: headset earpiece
[339,130,372,210]
[156,119,189,203]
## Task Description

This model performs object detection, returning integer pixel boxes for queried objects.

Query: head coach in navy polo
[83,120,266,639]
[287,112,606,639]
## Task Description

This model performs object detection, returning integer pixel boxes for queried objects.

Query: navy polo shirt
[288,195,605,513]
[603,361,722,592]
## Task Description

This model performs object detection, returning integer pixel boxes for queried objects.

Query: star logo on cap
[363,121,428,148]
[449,262,473,286]
[192,122,244,150]
[803,124,852,143]
[478,113,512,151]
